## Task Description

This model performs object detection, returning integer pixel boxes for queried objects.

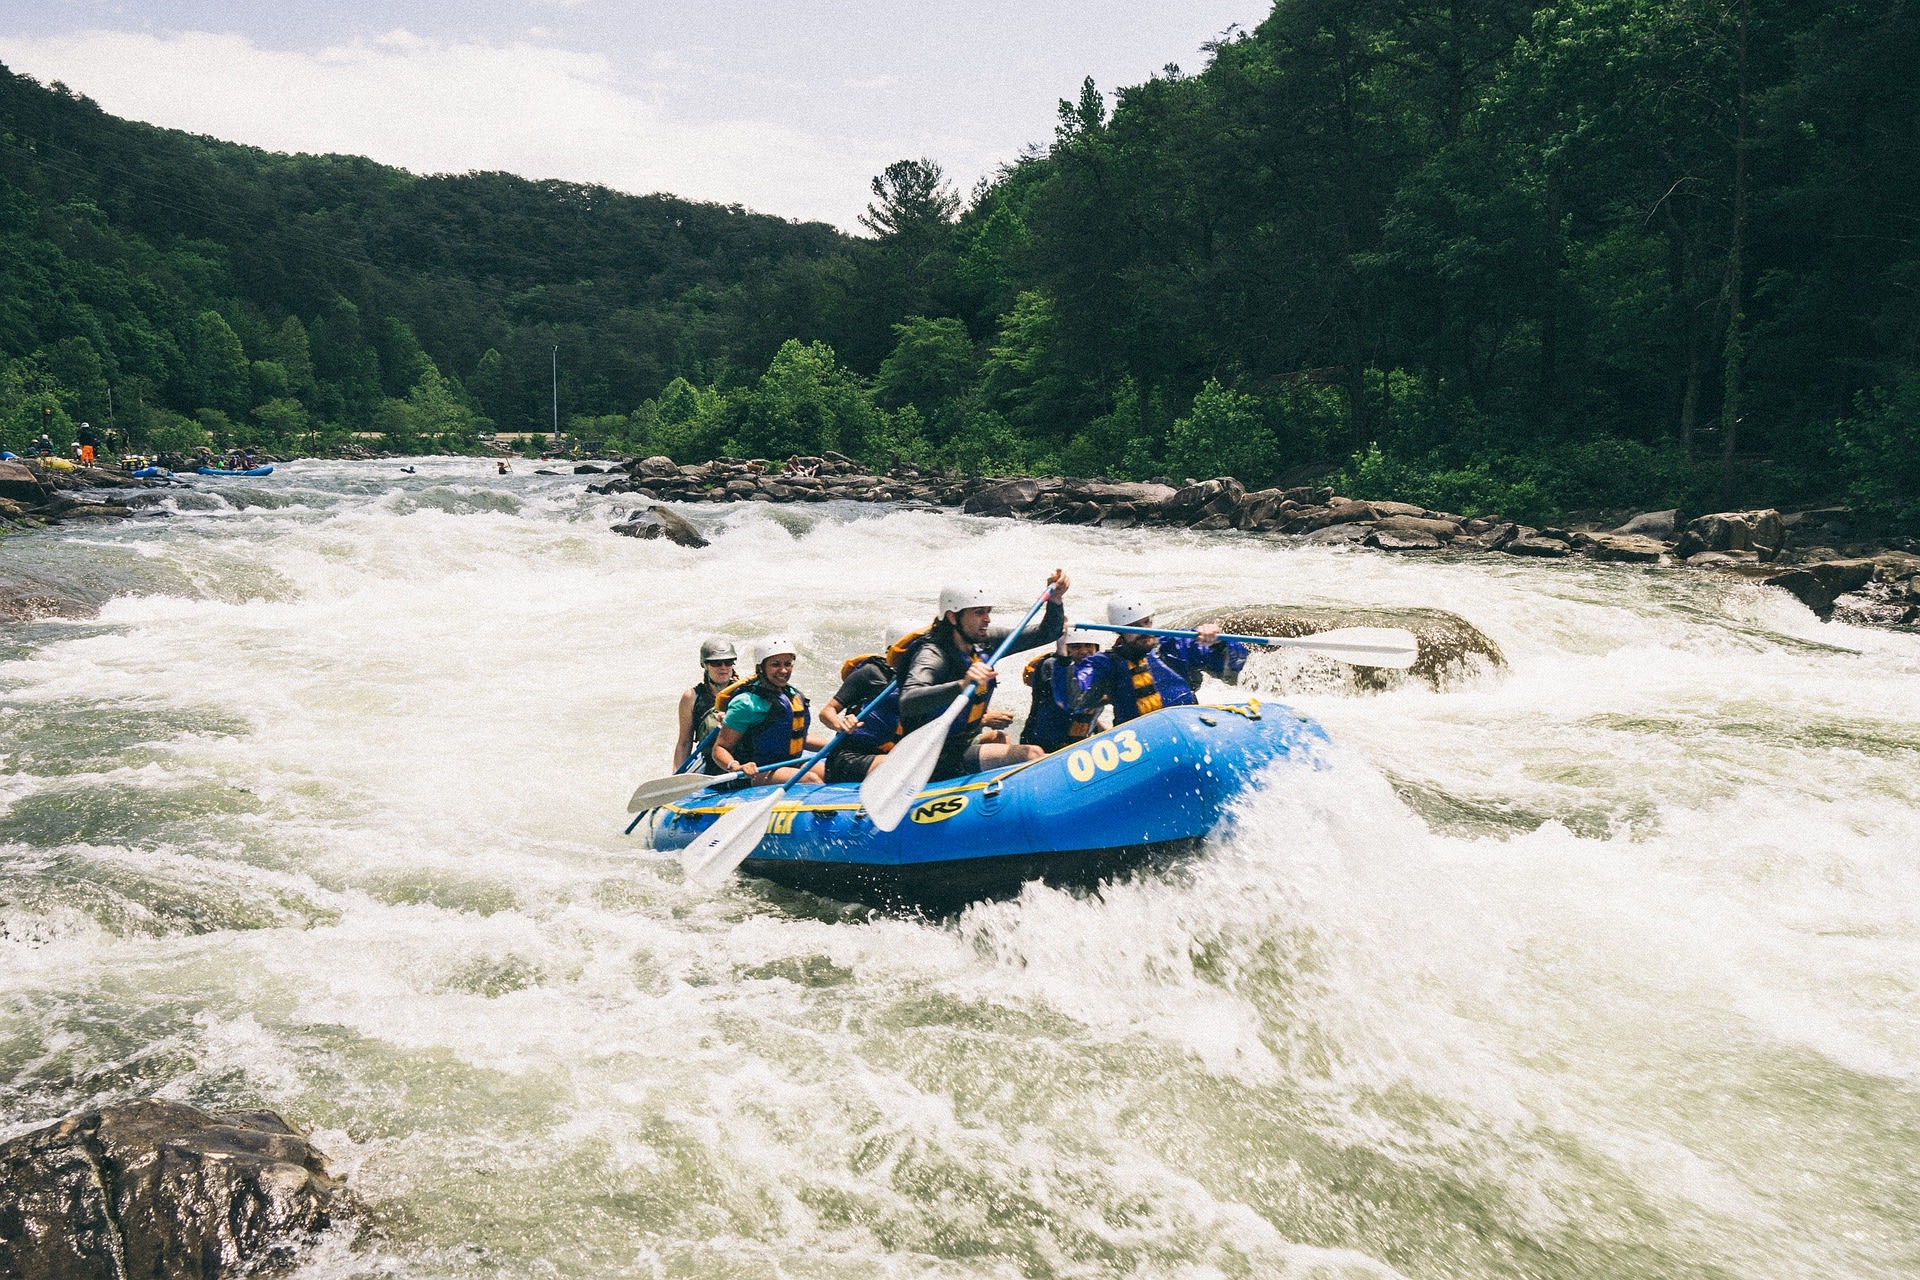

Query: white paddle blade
[1262,626,1419,670]
[679,788,785,888]
[860,695,967,832]
[627,770,734,814]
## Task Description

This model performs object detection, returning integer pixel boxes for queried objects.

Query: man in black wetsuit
[895,570,1070,781]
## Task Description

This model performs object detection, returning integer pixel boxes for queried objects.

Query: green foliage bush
[1836,375,1920,532]
[940,410,1042,476]
[728,340,884,461]
[1340,435,1717,526]
[143,410,211,456]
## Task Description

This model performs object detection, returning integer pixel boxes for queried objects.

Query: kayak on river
[194,464,274,477]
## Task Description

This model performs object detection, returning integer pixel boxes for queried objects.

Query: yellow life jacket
[1024,654,1095,744]
[712,674,809,758]
[839,652,887,682]
[885,626,934,674]
[1124,655,1164,719]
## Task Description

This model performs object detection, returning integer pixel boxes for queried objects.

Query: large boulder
[1058,478,1177,508]
[963,477,1053,517]
[1165,477,1244,522]
[1675,509,1784,561]
[0,459,49,505]
[1761,558,1878,616]
[1613,508,1680,538]
[1198,605,1507,692]
[611,504,709,547]
[0,1099,351,1280]
[1573,531,1670,563]
[1366,514,1460,551]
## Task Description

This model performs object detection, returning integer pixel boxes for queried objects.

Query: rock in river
[611,504,709,548]
[0,1098,353,1280]
[1194,604,1507,692]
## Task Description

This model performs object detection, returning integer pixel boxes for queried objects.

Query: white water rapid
[3,458,1917,1279]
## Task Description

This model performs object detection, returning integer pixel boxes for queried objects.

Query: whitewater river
[2,458,1917,1279]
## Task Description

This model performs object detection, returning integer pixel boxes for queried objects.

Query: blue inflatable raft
[645,699,1328,912]
[195,464,274,477]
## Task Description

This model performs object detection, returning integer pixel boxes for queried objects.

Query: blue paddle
[859,584,1056,833]
[677,678,901,888]
[1081,622,1419,669]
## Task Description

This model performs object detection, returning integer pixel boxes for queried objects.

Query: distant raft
[643,700,1328,913]
[194,464,274,477]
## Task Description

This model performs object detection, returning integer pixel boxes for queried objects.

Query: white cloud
[1,28,888,229]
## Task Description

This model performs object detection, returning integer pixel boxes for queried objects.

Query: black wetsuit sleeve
[985,599,1065,659]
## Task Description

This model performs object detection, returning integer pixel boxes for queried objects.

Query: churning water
[2,458,1917,1279]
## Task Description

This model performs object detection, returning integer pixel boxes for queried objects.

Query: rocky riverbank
[0,458,172,528]
[5,452,1915,629]
[593,453,1920,628]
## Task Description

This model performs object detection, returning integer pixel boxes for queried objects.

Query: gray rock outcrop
[0,1099,352,1280]
[611,504,709,548]
[1674,509,1785,561]
[1196,605,1507,691]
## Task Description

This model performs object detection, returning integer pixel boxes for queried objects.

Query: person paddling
[1068,597,1248,725]
[673,638,737,770]
[706,637,828,785]
[895,572,1070,782]
[819,624,913,783]
[1020,625,1104,752]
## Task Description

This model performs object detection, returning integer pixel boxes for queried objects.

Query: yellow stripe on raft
[661,701,1263,818]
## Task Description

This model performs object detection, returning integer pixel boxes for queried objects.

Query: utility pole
[551,345,559,447]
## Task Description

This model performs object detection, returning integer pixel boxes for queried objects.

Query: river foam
[3,457,1917,1279]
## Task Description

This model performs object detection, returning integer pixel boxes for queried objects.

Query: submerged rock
[0,567,101,621]
[0,1098,353,1280]
[1191,604,1507,692]
[611,504,709,548]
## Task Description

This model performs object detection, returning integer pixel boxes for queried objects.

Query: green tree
[729,340,883,461]
[645,376,731,461]
[979,291,1093,444]
[184,310,250,416]
[1166,380,1279,485]
[270,315,316,396]
[404,362,483,445]
[875,316,977,443]
[44,336,110,423]
[860,158,961,246]
[252,396,311,451]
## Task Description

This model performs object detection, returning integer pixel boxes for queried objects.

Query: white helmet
[1107,596,1154,626]
[752,636,798,668]
[938,583,995,617]
[884,620,915,647]
[1062,626,1102,647]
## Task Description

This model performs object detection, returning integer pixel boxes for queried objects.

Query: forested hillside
[5,0,1919,527]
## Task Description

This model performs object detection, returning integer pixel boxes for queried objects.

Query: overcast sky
[1,2,1270,232]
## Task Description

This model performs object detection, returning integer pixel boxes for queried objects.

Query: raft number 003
[1065,730,1145,783]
